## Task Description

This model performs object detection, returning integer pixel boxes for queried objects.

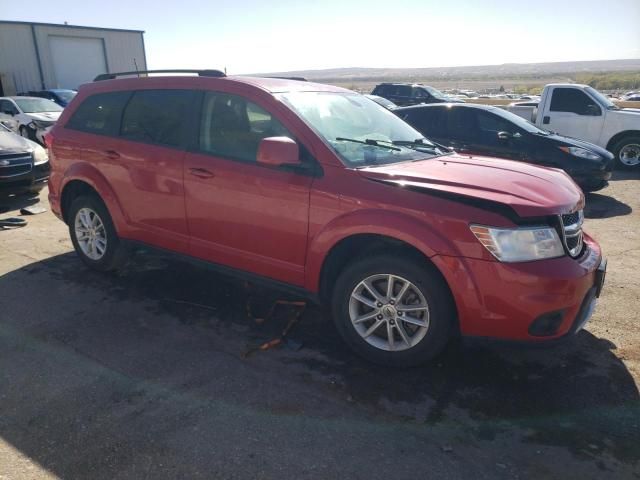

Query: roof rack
[264,76,308,82]
[94,69,226,81]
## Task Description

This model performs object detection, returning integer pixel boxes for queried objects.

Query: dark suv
[371,83,463,106]
[47,70,606,366]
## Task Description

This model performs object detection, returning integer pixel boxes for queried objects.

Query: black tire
[331,254,455,367]
[611,135,640,170]
[68,194,129,272]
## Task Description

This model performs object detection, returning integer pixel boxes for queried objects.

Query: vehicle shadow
[0,192,42,215]
[0,250,638,478]
[584,192,632,219]
[609,169,640,182]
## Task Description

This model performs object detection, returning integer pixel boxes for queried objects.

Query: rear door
[398,107,449,145]
[112,89,197,252]
[184,90,313,286]
[543,88,604,144]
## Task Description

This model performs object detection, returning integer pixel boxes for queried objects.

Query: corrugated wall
[0,23,43,94]
[0,22,146,94]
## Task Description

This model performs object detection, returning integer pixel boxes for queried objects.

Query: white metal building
[0,21,147,95]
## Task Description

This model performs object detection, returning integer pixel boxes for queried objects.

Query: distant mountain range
[256,59,640,83]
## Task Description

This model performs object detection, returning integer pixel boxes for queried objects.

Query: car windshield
[14,98,63,113]
[53,90,77,103]
[277,92,444,167]
[490,106,549,135]
[423,86,448,100]
[585,86,619,110]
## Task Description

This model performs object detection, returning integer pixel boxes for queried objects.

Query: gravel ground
[0,171,638,479]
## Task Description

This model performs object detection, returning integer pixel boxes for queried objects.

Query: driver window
[550,88,601,116]
[200,92,293,163]
[476,111,514,134]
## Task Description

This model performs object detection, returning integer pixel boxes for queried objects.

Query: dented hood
[358,154,584,217]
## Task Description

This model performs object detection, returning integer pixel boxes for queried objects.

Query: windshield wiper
[335,137,401,151]
[391,138,444,154]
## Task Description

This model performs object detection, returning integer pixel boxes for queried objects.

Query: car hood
[0,130,36,153]
[358,153,584,218]
[25,112,61,122]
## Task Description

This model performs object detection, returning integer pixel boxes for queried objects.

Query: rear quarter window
[66,92,131,136]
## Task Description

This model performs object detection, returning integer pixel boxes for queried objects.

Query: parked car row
[373,81,640,171]
[395,103,614,191]
[45,70,606,366]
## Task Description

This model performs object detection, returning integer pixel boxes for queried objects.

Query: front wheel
[331,254,455,367]
[68,195,129,271]
[612,135,640,169]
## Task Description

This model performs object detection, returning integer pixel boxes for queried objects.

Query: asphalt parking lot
[1,172,639,479]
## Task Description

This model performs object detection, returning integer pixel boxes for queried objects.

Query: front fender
[60,162,128,233]
[304,209,460,292]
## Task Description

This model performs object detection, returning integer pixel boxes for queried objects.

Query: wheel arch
[317,232,460,334]
[606,130,640,152]
[59,164,128,232]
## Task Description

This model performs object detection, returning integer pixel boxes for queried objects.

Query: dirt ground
[0,171,639,479]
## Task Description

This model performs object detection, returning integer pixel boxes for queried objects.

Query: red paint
[48,75,602,342]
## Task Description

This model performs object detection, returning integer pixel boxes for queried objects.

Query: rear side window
[199,91,292,162]
[402,108,448,137]
[66,92,130,136]
[120,90,195,147]
[396,85,412,97]
[550,88,601,115]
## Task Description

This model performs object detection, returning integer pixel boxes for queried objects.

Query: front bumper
[433,235,604,342]
[0,162,50,195]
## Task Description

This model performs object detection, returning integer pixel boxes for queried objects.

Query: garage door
[49,36,107,89]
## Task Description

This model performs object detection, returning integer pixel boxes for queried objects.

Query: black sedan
[395,103,614,192]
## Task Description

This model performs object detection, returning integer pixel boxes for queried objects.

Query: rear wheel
[68,195,129,271]
[612,135,640,169]
[331,254,454,366]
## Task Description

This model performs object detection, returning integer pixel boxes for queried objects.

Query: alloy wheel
[349,274,430,352]
[74,207,107,260]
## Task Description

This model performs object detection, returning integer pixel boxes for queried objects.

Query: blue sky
[3,0,639,73]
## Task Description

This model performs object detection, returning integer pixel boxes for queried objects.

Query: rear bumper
[433,235,604,342]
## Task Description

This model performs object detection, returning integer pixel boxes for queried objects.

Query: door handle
[104,149,120,160]
[543,116,550,125]
[188,167,216,179]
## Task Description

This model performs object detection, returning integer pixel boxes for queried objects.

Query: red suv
[47,70,606,366]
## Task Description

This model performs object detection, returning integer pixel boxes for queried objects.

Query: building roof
[0,20,144,34]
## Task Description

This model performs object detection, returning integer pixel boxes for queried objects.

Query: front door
[184,91,312,286]
[544,88,604,144]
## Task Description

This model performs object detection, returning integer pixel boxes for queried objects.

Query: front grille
[560,210,584,258]
[0,154,33,178]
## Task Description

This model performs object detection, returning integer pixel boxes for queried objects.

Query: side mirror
[584,104,601,116]
[257,136,300,168]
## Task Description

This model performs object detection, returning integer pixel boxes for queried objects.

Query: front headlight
[559,146,601,161]
[470,225,564,262]
[32,146,49,165]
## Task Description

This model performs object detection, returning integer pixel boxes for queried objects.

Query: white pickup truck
[506,84,640,168]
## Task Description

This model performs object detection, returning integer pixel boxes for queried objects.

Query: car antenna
[133,58,140,77]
